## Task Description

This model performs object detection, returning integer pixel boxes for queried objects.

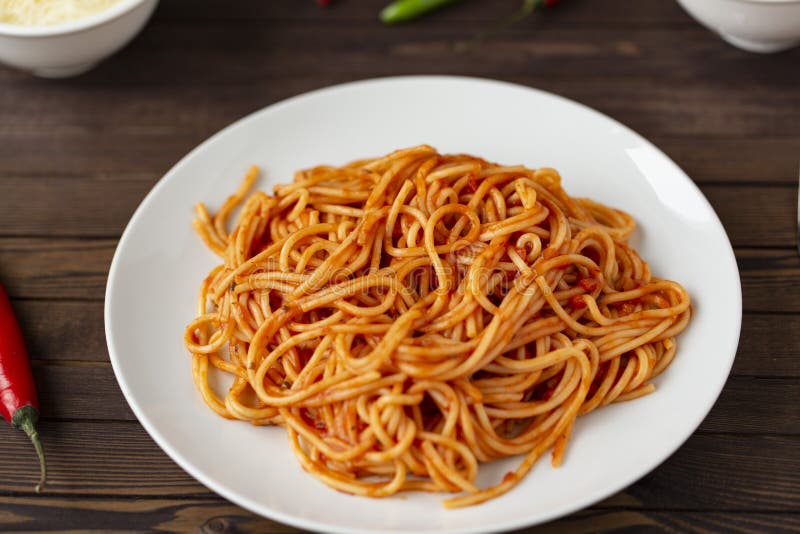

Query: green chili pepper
[380,0,464,24]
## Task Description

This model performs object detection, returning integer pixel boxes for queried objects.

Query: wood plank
[0,1,795,531]
[698,377,800,434]
[655,138,800,185]
[0,422,797,511]
[0,422,204,496]
[734,314,800,376]
[0,0,707,92]
[2,0,647,31]
[1,28,796,184]
[738,249,800,313]
[26,361,800,434]
[0,130,199,176]
[0,238,114,300]
[2,135,797,187]
[624,434,800,511]
[152,0,697,27]
[0,496,299,534]
[0,31,796,136]
[4,240,798,312]
[15,301,800,378]
[0,496,797,534]
[700,185,796,249]
[14,301,107,362]
[534,511,800,534]
[0,169,794,249]
[0,176,154,238]
[31,364,134,421]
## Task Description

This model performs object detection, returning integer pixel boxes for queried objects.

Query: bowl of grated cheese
[0,0,157,78]
[676,0,800,53]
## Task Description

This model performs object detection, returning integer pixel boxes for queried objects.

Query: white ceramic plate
[105,76,741,534]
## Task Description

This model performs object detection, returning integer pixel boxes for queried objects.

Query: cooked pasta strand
[185,146,691,507]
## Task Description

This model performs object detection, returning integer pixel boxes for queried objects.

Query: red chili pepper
[0,282,46,492]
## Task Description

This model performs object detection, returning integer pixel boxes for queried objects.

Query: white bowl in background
[677,0,800,53]
[0,0,158,78]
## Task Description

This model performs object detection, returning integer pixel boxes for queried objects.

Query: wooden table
[1,1,798,532]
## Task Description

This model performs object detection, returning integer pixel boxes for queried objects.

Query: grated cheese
[0,0,123,26]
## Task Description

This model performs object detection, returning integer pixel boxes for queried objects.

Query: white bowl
[0,0,158,78]
[677,0,800,53]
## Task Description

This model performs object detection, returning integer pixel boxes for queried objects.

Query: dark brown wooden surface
[1,1,798,532]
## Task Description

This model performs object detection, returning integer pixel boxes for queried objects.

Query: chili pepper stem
[11,405,46,493]
[453,0,554,52]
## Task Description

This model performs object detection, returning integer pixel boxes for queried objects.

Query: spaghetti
[185,145,691,507]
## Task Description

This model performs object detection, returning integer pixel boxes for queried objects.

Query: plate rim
[104,75,742,534]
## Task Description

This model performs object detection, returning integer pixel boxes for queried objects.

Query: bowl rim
[0,0,151,37]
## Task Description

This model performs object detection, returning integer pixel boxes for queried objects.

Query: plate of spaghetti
[105,76,741,534]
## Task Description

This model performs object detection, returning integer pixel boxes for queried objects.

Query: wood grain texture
[0,47,797,139]
[0,0,797,532]
[0,238,114,300]
[25,363,800,436]
[3,240,799,312]
[0,172,796,247]
[535,510,800,534]
[0,496,301,534]
[655,138,800,185]
[0,175,154,237]
[14,301,107,362]
[0,495,797,534]
[0,422,205,497]
[0,9,796,140]
[152,0,696,26]
[3,136,796,187]
[1,421,798,513]
[31,365,134,421]
[698,377,800,434]
[738,249,800,313]
[702,185,797,248]
[734,314,800,376]
[13,302,800,378]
